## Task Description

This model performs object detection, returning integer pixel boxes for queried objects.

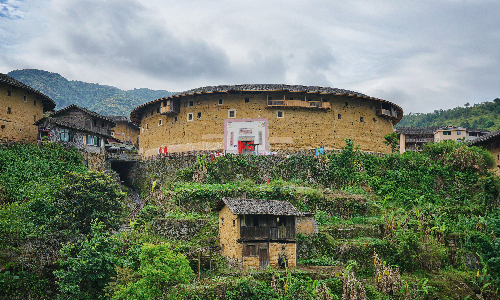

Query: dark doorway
[259,247,269,270]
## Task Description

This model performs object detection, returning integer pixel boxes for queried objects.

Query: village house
[109,116,140,149]
[0,73,56,142]
[34,104,115,153]
[396,125,489,153]
[217,197,316,270]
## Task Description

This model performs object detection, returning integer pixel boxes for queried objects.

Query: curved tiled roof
[0,73,56,111]
[130,84,403,125]
[469,129,500,146]
[395,127,442,135]
[219,197,303,216]
[108,116,140,129]
[51,104,115,124]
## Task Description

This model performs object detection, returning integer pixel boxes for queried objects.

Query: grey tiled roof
[108,116,139,129]
[173,84,373,97]
[221,197,303,216]
[396,126,489,135]
[395,127,442,135]
[469,129,500,145]
[34,117,114,140]
[0,73,56,111]
[51,104,115,125]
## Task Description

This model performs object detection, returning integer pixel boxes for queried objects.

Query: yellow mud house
[217,197,314,270]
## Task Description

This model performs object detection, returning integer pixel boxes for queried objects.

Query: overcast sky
[1,0,499,113]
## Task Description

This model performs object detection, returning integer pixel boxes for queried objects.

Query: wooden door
[259,247,269,270]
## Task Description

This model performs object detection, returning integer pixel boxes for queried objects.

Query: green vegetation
[2,139,500,299]
[397,97,500,131]
[7,69,173,116]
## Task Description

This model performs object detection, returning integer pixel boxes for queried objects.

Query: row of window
[442,131,462,135]
[149,98,253,117]
[141,111,369,131]
[5,91,38,106]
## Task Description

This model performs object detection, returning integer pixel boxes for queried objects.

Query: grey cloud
[49,0,230,80]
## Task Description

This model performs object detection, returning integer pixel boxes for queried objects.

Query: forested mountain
[397,98,500,131]
[7,69,174,116]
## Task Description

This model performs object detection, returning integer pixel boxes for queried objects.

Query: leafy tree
[383,132,399,153]
[54,221,119,300]
[53,171,126,234]
[112,243,194,299]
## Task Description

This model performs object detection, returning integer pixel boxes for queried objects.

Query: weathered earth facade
[130,84,403,157]
[0,73,55,142]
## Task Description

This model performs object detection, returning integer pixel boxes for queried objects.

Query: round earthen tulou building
[130,84,403,157]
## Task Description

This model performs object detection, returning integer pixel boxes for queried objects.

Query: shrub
[112,243,194,299]
[54,221,118,300]
[53,171,126,234]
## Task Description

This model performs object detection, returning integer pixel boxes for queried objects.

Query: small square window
[457,131,461,135]
[7,107,11,114]
[174,116,178,123]
[218,99,223,105]
[197,112,201,119]
[245,98,249,103]
[338,114,341,119]
[360,117,363,122]
[158,119,162,126]
[189,101,194,107]
[187,113,193,121]
[228,110,236,118]
[277,111,284,118]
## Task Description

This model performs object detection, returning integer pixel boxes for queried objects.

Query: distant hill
[396,99,500,131]
[7,69,174,117]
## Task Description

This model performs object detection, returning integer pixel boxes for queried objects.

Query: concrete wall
[435,128,465,142]
[138,92,395,157]
[0,82,46,142]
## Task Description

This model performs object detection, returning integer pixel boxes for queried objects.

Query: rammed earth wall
[133,85,403,157]
[0,81,47,142]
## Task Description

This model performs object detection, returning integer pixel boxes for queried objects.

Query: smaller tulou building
[35,104,115,153]
[0,73,56,142]
[109,116,140,148]
[217,197,316,270]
